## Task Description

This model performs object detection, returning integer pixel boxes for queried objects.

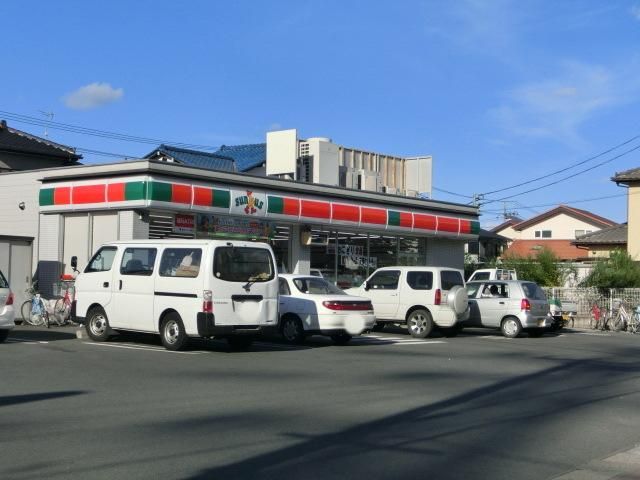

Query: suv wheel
[407,309,433,338]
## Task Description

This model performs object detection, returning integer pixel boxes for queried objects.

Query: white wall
[517,214,604,240]
[405,156,433,196]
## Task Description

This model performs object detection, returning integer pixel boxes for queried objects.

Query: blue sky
[2,0,640,227]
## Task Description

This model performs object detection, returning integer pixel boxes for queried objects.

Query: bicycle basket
[52,281,75,298]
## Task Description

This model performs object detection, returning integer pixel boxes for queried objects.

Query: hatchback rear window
[213,247,274,282]
[521,282,547,300]
[440,271,464,290]
[0,270,8,288]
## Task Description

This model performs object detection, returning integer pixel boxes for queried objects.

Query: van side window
[441,271,464,290]
[367,270,400,290]
[120,248,157,276]
[407,271,433,290]
[85,247,117,273]
[213,247,274,282]
[159,248,202,278]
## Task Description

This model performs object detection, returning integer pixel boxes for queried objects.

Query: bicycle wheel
[21,300,32,324]
[53,299,70,326]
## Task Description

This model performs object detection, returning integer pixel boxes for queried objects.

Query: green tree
[500,247,575,287]
[580,250,640,288]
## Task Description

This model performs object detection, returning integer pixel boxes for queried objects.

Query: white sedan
[0,269,15,343]
[278,274,375,344]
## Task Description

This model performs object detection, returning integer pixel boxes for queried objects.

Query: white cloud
[63,82,123,110]
[632,5,640,20]
[489,61,640,146]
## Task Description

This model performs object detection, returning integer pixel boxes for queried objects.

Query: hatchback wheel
[407,309,433,338]
[501,317,522,338]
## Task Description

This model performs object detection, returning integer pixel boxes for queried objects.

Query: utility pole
[38,110,54,137]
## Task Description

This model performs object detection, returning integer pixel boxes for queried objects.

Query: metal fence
[542,287,640,327]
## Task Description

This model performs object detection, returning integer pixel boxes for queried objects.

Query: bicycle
[628,306,640,334]
[53,280,75,325]
[20,282,38,324]
[23,294,50,328]
[611,301,631,332]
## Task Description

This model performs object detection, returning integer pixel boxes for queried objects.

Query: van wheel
[227,336,254,349]
[331,333,352,345]
[407,309,433,338]
[86,307,111,342]
[281,315,305,344]
[501,317,522,338]
[160,313,189,351]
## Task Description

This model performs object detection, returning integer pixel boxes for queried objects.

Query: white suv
[346,266,469,338]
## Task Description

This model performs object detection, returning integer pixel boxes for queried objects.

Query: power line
[432,186,474,199]
[481,143,640,204]
[480,191,632,214]
[0,110,222,151]
[479,131,640,196]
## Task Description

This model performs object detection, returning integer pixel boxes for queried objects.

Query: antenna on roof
[38,110,54,137]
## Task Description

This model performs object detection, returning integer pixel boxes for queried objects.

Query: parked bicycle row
[589,300,640,333]
[19,277,77,328]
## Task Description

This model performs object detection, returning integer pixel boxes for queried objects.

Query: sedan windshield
[293,278,346,295]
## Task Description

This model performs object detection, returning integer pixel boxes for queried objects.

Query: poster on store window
[173,214,195,233]
[196,214,275,240]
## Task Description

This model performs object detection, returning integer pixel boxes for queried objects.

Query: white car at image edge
[278,274,375,344]
[0,269,15,342]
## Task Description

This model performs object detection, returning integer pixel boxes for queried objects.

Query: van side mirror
[71,256,78,269]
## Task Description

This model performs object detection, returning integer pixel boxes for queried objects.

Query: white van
[467,268,517,283]
[73,240,279,350]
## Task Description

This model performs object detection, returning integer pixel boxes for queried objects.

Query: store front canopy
[37,160,480,240]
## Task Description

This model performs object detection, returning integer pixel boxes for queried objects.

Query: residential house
[573,223,628,259]
[492,205,618,261]
[612,167,640,261]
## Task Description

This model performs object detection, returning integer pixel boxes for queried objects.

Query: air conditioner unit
[357,170,381,191]
[382,186,397,195]
[403,189,419,198]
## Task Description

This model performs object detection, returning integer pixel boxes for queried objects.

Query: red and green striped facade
[40,177,479,238]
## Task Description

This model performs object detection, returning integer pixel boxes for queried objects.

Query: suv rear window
[213,247,274,282]
[407,271,433,290]
[440,271,464,290]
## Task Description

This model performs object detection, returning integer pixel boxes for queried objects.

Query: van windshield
[213,247,275,282]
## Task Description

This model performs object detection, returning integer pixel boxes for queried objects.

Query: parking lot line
[82,342,204,354]
[6,338,49,344]
[389,340,446,345]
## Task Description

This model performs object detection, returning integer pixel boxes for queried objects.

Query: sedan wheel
[281,316,305,344]
[407,309,433,338]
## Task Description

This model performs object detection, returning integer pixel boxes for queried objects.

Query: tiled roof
[145,145,236,172]
[573,223,627,246]
[511,205,616,231]
[490,217,523,233]
[612,167,640,183]
[0,120,81,162]
[502,239,589,261]
[215,143,266,172]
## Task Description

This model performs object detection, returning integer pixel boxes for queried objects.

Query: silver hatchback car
[465,280,551,338]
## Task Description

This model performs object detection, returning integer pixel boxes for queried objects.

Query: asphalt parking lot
[2,325,640,480]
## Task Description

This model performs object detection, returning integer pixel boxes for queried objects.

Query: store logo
[235,190,264,215]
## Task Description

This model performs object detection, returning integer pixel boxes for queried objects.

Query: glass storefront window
[398,237,427,266]
[271,225,291,273]
[369,235,398,270]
